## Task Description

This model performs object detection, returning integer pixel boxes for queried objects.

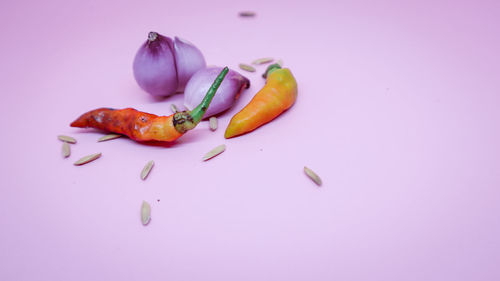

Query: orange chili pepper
[70,67,228,142]
[224,64,297,138]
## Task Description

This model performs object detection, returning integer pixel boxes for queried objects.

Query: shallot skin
[184,67,250,118]
[173,37,206,92]
[133,32,206,97]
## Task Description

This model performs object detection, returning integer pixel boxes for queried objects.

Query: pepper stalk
[173,67,229,133]
[262,63,282,79]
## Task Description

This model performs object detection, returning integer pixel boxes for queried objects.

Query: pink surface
[1,0,500,280]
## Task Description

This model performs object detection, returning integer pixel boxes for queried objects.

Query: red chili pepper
[70,67,229,142]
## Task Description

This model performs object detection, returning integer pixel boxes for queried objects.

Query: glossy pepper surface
[224,64,297,138]
[71,67,229,142]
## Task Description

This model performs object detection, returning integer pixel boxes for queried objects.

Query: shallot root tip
[148,32,158,42]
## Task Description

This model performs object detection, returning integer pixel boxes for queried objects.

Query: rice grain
[209,117,217,131]
[171,104,179,113]
[141,201,151,225]
[203,144,226,161]
[252,57,274,65]
[58,135,77,144]
[304,166,322,186]
[74,153,102,166]
[62,142,70,158]
[239,11,256,17]
[239,63,256,72]
[98,134,121,142]
[140,160,155,180]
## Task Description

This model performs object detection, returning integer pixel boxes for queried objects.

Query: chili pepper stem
[262,63,282,78]
[190,66,228,124]
[172,67,229,133]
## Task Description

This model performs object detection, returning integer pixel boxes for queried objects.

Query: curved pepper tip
[224,119,245,139]
[224,128,234,139]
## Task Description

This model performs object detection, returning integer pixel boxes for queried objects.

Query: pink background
[1,0,499,280]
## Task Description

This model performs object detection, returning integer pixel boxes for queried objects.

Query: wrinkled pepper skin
[71,67,229,142]
[70,108,183,142]
[224,65,297,138]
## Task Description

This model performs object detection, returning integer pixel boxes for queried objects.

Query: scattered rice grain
[73,153,101,166]
[141,201,151,225]
[98,134,121,142]
[239,11,256,17]
[58,135,77,144]
[62,142,70,158]
[202,144,226,161]
[209,117,217,131]
[304,166,322,186]
[140,160,154,180]
[252,57,274,65]
[239,63,256,72]
[171,104,179,113]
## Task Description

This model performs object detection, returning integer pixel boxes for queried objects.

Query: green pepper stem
[190,66,229,124]
[262,63,282,78]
